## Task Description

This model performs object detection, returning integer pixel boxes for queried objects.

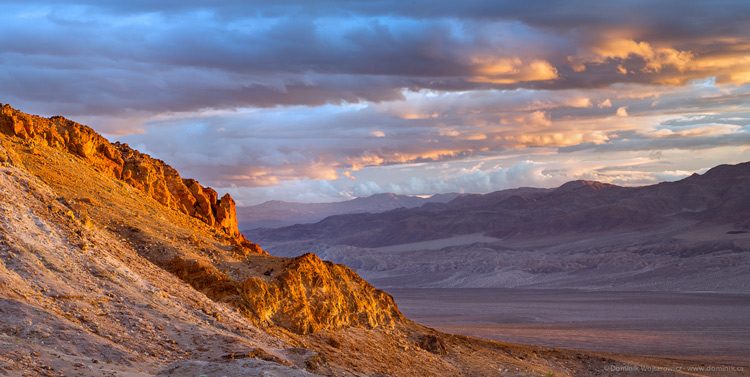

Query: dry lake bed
[388,288,750,367]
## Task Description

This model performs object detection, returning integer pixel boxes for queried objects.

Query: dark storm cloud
[4,0,749,121]
[3,1,750,198]
[1,4,491,120]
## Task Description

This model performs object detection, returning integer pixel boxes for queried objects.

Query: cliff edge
[0,104,242,241]
[0,103,404,337]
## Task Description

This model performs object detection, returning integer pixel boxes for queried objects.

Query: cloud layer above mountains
[2,1,749,203]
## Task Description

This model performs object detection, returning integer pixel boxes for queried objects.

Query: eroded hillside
[0,104,732,376]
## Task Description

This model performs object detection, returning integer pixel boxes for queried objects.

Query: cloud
[347,156,719,198]
[3,1,750,203]
[566,97,593,108]
[559,122,750,155]
[521,111,551,127]
[642,124,742,139]
[469,57,558,84]
[4,1,750,124]
[225,179,351,206]
[351,160,565,196]
[114,82,750,191]
[653,170,694,182]
[589,39,694,73]
[567,37,750,86]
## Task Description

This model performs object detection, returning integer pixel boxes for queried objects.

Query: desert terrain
[5,105,743,376]
[5,0,750,375]
[390,288,750,366]
[252,162,750,293]
[250,160,750,375]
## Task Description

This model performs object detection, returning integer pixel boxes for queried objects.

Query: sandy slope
[0,141,305,376]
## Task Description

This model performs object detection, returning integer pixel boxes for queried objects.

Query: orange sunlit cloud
[568,37,750,86]
[576,39,694,73]
[470,57,558,84]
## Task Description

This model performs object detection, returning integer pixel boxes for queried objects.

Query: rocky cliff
[0,104,404,337]
[0,104,243,241]
[240,253,402,334]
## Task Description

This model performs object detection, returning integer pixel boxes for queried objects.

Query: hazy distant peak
[555,180,617,192]
[247,160,750,248]
[692,161,750,180]
[238,192,460,230]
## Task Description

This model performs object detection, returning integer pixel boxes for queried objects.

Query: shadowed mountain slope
[251,163,750,294]
[248,163,750,248]
[237,192,459,230]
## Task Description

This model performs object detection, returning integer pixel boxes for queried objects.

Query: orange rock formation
[240,253,403,334]
[0,104,243,241]
[0,103,403,336]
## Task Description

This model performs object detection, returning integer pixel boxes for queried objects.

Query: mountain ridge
[237,192,459,230]
[252,162,750,294]
[248,162,750,248]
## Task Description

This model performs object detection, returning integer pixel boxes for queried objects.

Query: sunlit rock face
[1,103,403,337]
[0,104,242,241]
[240,253,403,334]
[168,252,404,335]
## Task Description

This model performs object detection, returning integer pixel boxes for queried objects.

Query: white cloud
[352,161,574,196]
[567,97,593,108]
[221,179,351,206]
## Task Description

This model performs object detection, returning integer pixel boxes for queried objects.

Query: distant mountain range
[237,192,459,230]
[247,163,750,248]
[247,162,750,291]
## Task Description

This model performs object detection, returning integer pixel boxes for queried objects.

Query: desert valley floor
[389,288,750,367]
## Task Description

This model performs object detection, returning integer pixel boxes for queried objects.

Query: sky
[2,1,750,205]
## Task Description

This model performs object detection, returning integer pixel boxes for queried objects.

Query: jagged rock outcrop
[169,253,404,335]
[0,104,242,240]
[1,103,402,336]
[241,253,403,334]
